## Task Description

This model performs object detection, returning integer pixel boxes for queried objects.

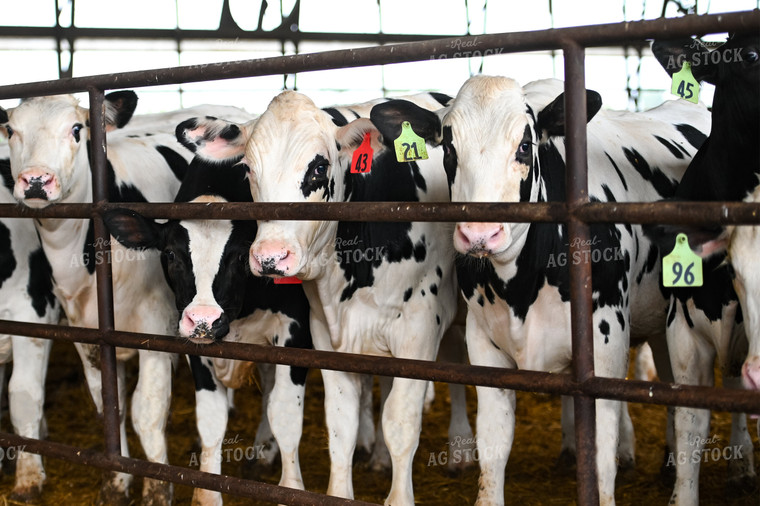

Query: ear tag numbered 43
[394,121,428,162]
[662,233,703,287]
[671,62,700,104]
[351,133,373,174]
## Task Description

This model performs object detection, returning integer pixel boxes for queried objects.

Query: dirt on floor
[0,341,756,505]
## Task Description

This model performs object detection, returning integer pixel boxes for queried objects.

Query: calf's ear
[104,90,139,130]
[642,222,728,259]
[335,117,385,155]
[651,38,718,84]
[103,208,164,251]
[175,117,251,163]
[369,99,443,147]
[536,90,602,140]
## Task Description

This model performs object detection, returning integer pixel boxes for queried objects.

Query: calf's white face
[3,96,89,206]
[443,77,539,259]
[0,92,136,208]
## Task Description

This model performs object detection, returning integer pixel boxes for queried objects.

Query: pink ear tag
[274,276,302,285]
[350,133,374,174]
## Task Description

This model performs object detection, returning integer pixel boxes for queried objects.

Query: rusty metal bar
[0,319,756,413]
[0,433,379,506]
[0,12,757,100]
[1,200,760,226]
[563,41,599,506]
[87,87,122,458]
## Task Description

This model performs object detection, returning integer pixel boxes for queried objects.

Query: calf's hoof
[142,477,173,506]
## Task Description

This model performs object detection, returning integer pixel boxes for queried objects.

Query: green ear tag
[394,121,428,163]
[662,233,703,287]
[671,62,700,104]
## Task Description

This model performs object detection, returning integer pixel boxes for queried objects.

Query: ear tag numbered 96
[671,62,700,104]
[351,133,373,174]
[662,233,703,287]
[394,121,428,162]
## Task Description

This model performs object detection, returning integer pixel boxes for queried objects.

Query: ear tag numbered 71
[394,121,428,163]
[351,133,373,174]
[662,233,703,287]
[671,62,700,104]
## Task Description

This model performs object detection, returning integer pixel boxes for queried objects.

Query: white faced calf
[378,76,711,505]
[1,92,192,504]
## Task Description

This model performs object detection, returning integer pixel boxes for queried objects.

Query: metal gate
[0,10,759,505]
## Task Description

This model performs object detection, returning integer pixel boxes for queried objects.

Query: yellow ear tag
[671,62,700,104]
[662,233,703,287]
[394,121,428,163]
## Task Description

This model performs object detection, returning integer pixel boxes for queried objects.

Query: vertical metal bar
[562,41,599,506]
[88,87,122,457]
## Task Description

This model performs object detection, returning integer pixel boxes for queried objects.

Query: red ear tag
[350,133,373,174]
[274,276,302,285]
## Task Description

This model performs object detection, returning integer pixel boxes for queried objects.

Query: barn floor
[0,341,756,505]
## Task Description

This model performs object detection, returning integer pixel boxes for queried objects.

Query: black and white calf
[0,148,59,500]
[644,33,760,505]
[0,92,196,504]
[175,91,471,505]
[378,76,711,505]
[104,154,313,504]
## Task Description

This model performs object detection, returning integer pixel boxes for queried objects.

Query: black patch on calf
[654,135,686,159]
[403,288,413,302]
[615,310,625,331]
[429,283,438,295]
[301,155,330,199]
[0,223,16,288]
[0,159,13,192]
[605,153,628,192]
[189,355,217,392]
[156,145,190,182]
[323,108,349,127]
[599,319,610,344]
[623,147,678,198]
[429,92,453,107]
[674,123,708,150]
[337,148,426,302]
[441,126,458,193]
[27,247,56,317]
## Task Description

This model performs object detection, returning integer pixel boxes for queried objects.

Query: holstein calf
[644,32,760,505]
[377,76,710,505]
[104,154,313,504]
[0,92,194,505]
[0,148,60,500]
[175,91,471,505]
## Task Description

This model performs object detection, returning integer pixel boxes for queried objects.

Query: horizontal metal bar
[1,319,757,413]
[0,433,378,506]
[0,25,452,44]
[0,11,757,99]
[1,201,760,226]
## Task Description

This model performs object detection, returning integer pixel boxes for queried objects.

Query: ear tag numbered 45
[394,121,428,162]
[671,62,700,104]
[351,133,373,174]
[662,233,703,287]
